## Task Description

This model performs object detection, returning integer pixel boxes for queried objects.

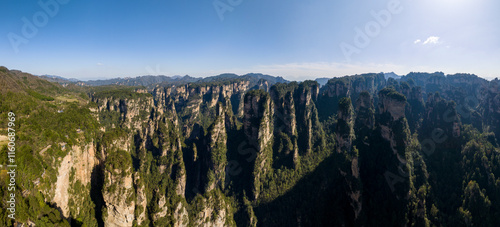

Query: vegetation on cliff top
[1,67,499,226]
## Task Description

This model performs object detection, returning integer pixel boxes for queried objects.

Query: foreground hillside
[1,67,500,226]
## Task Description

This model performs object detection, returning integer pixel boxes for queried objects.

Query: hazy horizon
[8,67,499,82]
[3,66,499,82]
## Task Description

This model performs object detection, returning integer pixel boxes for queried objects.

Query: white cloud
[97,63,104,66]
[423,36,440,45]
[414,39,421,44]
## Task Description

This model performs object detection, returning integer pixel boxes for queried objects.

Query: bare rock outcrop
[243,90,274,200]
[52,142,98,218]
[191,191,234,227]
[102,150,135,227]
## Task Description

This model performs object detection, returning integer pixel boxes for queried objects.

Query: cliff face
[47,142,99,224]
[188,106,236,226]
[350,74,386,102]
[244,91,273,151]
[85,82,252,226]
[243,91,274,200]
[357,87,414,225]
[295,82,323,154]
[404,85,425,133]
[481,80,500,142]
[102,150,135,227]
[92,95,154,130]
[205,103,228,192]
[318,73,385,121]
[377,88,410,165]
[354,91,375,142]
[323,78,351,98]
[153,80,249,137]
[421,92,462,148]
[270,85,297,137]
[270,84,299,169]
[317,78,351,120]
[90,90,187,226]
[336,97,363,220]
[336,97,355,154]
[378,88,407,122]
[134,173,147,226]
[191,191,234,227]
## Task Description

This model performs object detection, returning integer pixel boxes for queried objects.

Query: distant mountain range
[37,72,409,89]
[35,71,498,93]
[37,73,289,88]
[38,75,80,83]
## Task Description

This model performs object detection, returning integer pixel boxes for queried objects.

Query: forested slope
[1,67,499,226]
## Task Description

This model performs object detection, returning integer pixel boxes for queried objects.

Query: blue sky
[1,0,499,80]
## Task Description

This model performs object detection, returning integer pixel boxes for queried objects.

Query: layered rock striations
[102,149,135,227]
[243,90,274,200]
[336,97,355,154]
